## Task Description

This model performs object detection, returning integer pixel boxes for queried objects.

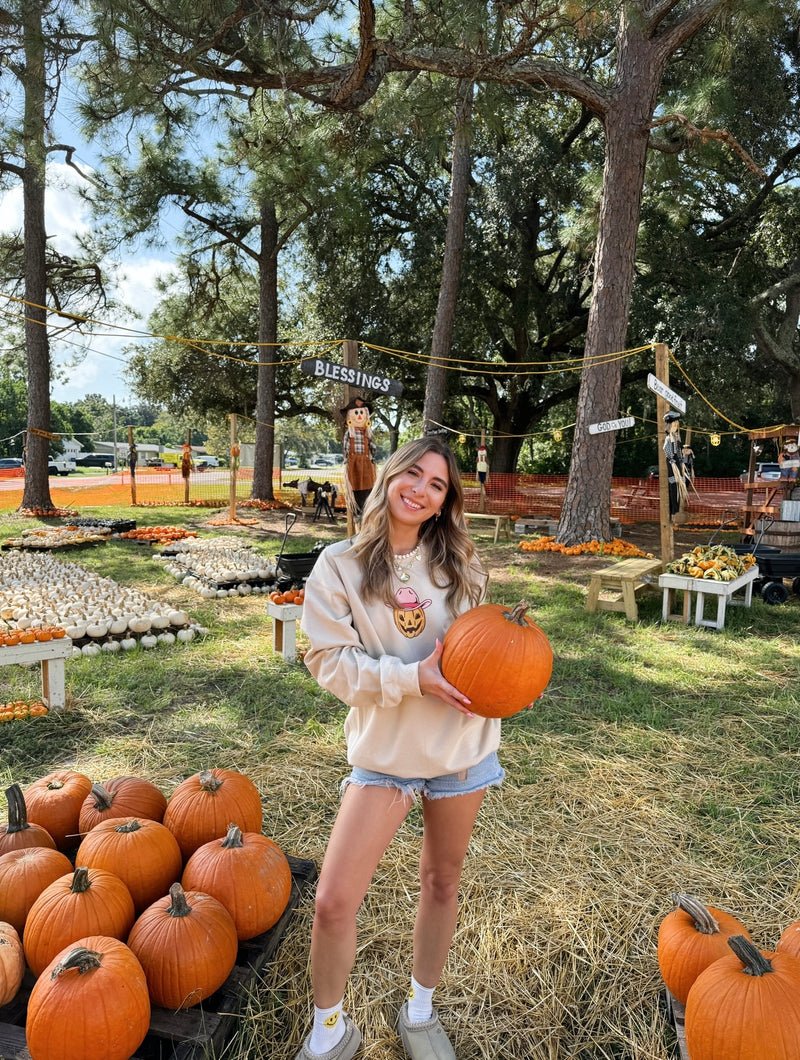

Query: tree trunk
[423,81,473,436]
[753,281,800,422]
[557,19,664,544]
[251,199,278,501]
[20,0,54,513]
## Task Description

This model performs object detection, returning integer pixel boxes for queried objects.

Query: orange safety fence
[0,467,760,529]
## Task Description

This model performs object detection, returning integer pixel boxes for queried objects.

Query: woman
[297,436,503,1060]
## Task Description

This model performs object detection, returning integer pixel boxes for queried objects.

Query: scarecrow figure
[181,444,193,480]
[663,410,688,517]
[341,396,376,515]
[779,437,799,480]
[476,444,489,485]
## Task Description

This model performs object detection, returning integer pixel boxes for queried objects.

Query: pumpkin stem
[70,866,92,894]
[198,769,223,793]
[46,779,65,791]
[115,818,143,833]
[166,882,192,918]
[221,823,244,848]
[51,946,103,979]
[672,892,720,935]
[3,783,32,834]
[504,601,531,626]
[728,934,773,976]
[88,783,115,811]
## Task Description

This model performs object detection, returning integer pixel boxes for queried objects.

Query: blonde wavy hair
[354,436,486,614]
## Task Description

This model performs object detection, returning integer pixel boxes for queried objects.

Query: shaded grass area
[1,510,799,1058]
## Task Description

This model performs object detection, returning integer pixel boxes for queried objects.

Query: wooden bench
[266,602,304,661]
[464,512,512,544]
[585,558,664,622]
[0,637,72,709]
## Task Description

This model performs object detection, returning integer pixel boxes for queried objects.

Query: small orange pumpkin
[26,936,151,1060]
[79,777,168,834]
[440,600,553,718]
[0,920,25,1006]
[685,935,800,1060]
[182,823,292,940]
[0,846,73,935]
[1,783,57,856]
[163,768,262,861]
[75,817,182,915]
[24,865,136,976]
[23,769,93,852]
[127,882,238,1009]
[657,892,751,1005]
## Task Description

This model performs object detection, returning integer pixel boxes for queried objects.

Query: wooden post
[229,414,238,521]
[184,429,191,504]
[128,426,136,506]
[342,339,359,537]
[655,343,674,564]
[479,428,486,514]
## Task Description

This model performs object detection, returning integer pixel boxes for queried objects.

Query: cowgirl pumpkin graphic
[390,586,431,638]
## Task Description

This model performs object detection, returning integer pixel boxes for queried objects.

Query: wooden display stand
[585,558,663,622]
[659,566,759,631]
[266,602,304,661]
[464,512,512,544]
[0,638,72,709]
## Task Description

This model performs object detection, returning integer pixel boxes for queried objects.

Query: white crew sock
[406,975,435,1023]
[308,998,347,1054]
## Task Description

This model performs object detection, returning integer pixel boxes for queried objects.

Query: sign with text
[300,358,403,398]
[646,373,686,414]
[588,416,635,435]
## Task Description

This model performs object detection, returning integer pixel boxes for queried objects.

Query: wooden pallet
[0,855,316,1060]
[666,990,690,1060]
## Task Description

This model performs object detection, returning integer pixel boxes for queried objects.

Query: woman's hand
[418,639,475,717]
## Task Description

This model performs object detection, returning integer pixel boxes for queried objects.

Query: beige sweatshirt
[301,538,501,779]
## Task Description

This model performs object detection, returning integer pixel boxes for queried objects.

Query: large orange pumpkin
[440,600,553,718]
[24,865,136,976]
[0,920,25,1006]
[163,768,262,861]
[25,936,151,1060]
[1,783,57,856]
[127,882,238,1009]
[23,770,92,853]
[79,777,168,835]
[0,847,73,935]
[657,892,751,1005]
[685,935,800,1060]
[181,824,292,940]
[74,817,182,914]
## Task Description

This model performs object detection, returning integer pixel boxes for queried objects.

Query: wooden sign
[300,358,403,398]
[647,373,686,413]
[28,427,60,440]
[588,416,635,435]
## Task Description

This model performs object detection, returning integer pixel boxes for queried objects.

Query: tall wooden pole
[655,343,674,563]
[229,414,238,522]
[342,339,359,537]
[479,428,486,513]
[184,428,191,505]
[128,426,136,506]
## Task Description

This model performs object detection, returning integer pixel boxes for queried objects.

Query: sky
[0,161,176,406]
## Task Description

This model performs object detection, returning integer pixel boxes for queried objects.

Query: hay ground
[2,506,800,1059]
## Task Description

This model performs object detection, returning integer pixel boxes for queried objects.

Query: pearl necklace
[392,545,421,583]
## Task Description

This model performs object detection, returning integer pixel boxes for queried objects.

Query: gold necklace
[392,545,421,583]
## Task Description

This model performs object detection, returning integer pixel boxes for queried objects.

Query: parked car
[755,462,781,481]
[75,453,113,468]
[48,457,76,475]
[0,457,23,469]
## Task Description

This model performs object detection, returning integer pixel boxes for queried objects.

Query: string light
[711,434,721,446]
[553,429,563,442]
[458,434,466,444]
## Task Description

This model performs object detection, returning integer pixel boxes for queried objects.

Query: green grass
[1,507,799,1058]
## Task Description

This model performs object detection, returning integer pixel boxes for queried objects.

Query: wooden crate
[666,990,690,1060]
[0,855,316,1060]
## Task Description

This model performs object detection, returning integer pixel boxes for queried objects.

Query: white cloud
[0,161,173,404]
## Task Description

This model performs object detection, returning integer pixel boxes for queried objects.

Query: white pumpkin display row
[153,538,277,596]
[0,554,204,650]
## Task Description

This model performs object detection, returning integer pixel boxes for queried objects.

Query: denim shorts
[342,751,504,801]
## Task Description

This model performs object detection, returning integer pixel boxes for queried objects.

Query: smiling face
[386,450,450,540]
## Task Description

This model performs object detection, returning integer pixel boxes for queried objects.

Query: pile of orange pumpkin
[0,701,48,722]
[269,587,305,605]
[119,526,198,544]
[519,535,654,558]
[658,892,800,1057]
[0,626,67,647]
[18,507,80,519]
[0,767,293,1060]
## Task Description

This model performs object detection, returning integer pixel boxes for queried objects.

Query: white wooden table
[464,512,512,544]
[659,566,759,631]
[0,637,72,709]
[266,602,304,661]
